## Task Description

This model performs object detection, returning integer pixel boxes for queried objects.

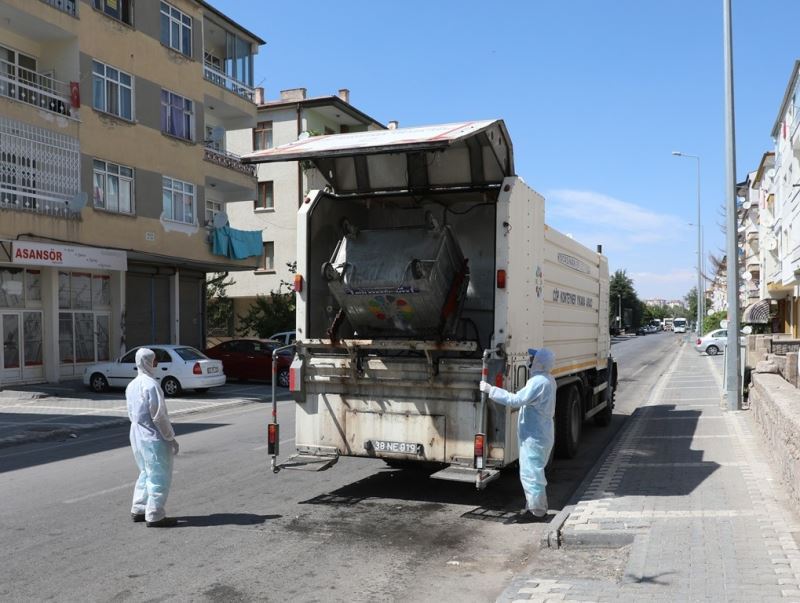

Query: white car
[83,345,226,396]
[694,329,746,356]
[268,331,297,346]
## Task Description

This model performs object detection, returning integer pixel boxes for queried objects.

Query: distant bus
[673,318,688,333]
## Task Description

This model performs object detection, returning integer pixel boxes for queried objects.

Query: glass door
[2,313,21,383]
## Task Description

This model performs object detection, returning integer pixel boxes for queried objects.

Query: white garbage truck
[243,120,617,489]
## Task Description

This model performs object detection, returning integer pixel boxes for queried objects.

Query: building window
[262,241,274,271]
[92,60,133,120]
[93,159,134,214]
[93,0,133,25]
[57,271,111,364]
[205,198,222,226]
[161,90,194,141]
[253,121,272,151]
[160,1,192,57]
[256,181,274,210]
[162,176,195,224]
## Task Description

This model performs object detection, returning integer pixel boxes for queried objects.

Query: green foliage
[206,272,235,337]
[703,310,727,336]
[236,263,297,338]
[609,269,644,329]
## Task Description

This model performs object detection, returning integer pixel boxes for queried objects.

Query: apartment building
[0,0,263,384]
[225,88,384,331]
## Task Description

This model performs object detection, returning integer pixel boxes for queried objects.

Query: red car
[204,339,292,386]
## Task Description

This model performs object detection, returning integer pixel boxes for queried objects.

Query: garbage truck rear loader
[243,120,617,488]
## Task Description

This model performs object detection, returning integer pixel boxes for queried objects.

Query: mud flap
[430,465,501,490]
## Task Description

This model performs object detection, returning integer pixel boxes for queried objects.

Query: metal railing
[202,62,254,101]
[40,0,77,16]
[203,144,256,176]
[0,60,74,118]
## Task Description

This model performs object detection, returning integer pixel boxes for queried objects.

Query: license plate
[368,440,423,455]
[207,366,219,374]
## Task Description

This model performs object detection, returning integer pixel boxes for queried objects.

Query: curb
[0,395,283,450]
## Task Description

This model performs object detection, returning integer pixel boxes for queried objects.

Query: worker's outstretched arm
[482,376,548,408]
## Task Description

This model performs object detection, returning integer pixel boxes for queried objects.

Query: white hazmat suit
[480,348,556,517]
[126,348,178,523]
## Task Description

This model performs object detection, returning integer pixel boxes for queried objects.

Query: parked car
[695,329,746,356]
[636,326,647,336]
[268,331,297,346]
[83,345,225,396]
[204,338,292,387]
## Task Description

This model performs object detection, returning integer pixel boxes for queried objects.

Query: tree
[206,272,235,337]
[609,269,643,330]
[236,263,297,338]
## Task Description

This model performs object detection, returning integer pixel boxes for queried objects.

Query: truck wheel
[555,384,582,459]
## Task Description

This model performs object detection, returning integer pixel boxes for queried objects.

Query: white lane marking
[63,470,181,504]
[1,405,127,412]
[63,482,133,504]
[662,386,719,390]
[252,437,295,452]
[630,364,649,378]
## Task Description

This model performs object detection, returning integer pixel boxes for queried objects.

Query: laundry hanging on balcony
[211,225,263,260]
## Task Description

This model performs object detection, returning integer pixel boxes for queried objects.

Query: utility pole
[723,0,741,410]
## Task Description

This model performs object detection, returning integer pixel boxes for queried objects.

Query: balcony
[40,0,77,17]
[0,59,75,118]
[0,115,81,219]
[203,62,254,102]
[203,144,255,177]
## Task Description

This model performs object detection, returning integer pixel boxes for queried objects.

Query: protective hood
[135,348,157,378]
[530,348,555,374]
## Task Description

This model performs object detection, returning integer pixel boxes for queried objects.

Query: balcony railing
[40,0,77,16]
[203,144,256,177]
[0,60,74,118]
[0,115,81,219]
[203,62,254,101]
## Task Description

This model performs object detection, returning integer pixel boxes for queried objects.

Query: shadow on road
[176,513,281,527]
[0,421,227,473]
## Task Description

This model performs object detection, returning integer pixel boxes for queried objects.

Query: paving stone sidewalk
[499,342,800,602]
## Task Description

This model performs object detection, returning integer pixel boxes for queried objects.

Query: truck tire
[555,384,582,459]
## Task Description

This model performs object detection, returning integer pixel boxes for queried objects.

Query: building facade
[0,0,263,384]
[225,88,384,332]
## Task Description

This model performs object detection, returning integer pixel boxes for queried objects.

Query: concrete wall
[749,372,800,510]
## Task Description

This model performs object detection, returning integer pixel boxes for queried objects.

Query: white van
[673,318,688,333]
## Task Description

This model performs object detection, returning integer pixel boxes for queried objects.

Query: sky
[214,0,800,300]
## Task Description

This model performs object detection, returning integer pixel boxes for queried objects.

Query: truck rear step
[430,465,501,490]
[278,453,339,472]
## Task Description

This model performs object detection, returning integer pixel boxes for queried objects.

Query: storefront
[0,240,126,385]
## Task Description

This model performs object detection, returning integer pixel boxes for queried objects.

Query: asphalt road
[0,332,683,602]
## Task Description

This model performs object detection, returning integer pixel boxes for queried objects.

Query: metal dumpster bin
[322,222,469,338]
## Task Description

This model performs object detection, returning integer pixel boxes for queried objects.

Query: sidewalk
[499,342,800,602]
[0,380,288,449]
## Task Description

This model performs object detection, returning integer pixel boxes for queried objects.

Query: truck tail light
[294,274,303,293]
[267,423,279,455]
[193,362,202,375]
[496,269,506,289]
[474,433,486,469]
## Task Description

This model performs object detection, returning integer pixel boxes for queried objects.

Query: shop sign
[11,241,127,271]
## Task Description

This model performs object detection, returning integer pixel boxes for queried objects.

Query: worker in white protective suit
[479,348,556,518]
[126,348,180,527]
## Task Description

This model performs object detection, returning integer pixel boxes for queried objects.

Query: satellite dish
[720,319,729,329]
[742,271,753,281]
[212,211,229,229]
[765,235,778,251]
[762,215,774,228]
[707,309,715,316]
[742,325,753,334]
[742,200,752,209]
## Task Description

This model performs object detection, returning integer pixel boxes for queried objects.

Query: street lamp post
[672,151,702,336]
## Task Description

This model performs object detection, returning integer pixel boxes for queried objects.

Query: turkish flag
[70,82,80,108]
